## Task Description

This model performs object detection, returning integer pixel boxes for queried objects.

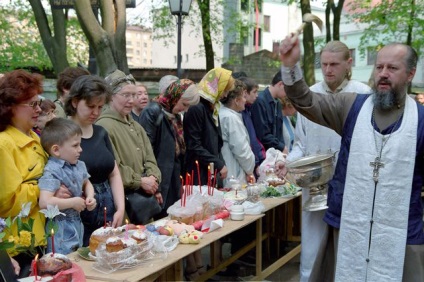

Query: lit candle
[104,207,107,228]
[195,161,201,192]
[51,229,55,256]
[32,254,39,280]
[125,219,129,239]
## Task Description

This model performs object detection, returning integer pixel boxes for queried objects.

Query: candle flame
[195,160,198,164]
[104,207,107,211]
[126,219,129,224]
[180,175,183,180]
[51,228,54,235]
[35,254,39,261]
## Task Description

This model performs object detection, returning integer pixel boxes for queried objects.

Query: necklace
[369,107,403,184]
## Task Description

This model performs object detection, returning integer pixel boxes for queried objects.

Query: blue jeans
[80,180,116,246]
[46,215,83,255]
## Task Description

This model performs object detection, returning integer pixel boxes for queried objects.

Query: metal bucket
[285,153,334,187]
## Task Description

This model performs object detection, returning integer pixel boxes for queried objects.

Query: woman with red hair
[0,70,47,278]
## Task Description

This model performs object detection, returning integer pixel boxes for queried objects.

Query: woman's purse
[125,189,162,225]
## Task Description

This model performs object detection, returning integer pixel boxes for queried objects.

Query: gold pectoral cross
[369,157,384,183]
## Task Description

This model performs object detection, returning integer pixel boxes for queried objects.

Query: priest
[278,37,424,281]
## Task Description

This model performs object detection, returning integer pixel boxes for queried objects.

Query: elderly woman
[0,70,47,277]
[96,70,161,224]
[140,79,199,218]
[219,79,255,187]
[66,75,125,245]
[184,68,235,187]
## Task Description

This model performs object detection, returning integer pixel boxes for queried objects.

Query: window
[136,50,140,55]
[186,54,189,62]
[127,41,132,46]
[314,52,321,69]
[144,42,147,48]
[264,15,270,32]
[349,49,356,66]
[253,28,262,46]
[367,47,377,65]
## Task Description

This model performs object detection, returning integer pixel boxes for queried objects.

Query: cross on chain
[369,157,384,183]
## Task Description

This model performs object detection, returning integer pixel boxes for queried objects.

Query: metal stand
[303,184,328,211]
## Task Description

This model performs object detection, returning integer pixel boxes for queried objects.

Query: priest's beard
[373,89,397,110]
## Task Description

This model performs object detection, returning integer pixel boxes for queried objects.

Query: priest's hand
[279,35,301,68]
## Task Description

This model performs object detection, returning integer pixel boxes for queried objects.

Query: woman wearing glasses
[96,70,162,224]
[0,70,47,277]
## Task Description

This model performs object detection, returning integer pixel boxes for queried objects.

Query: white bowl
[230,205,244,212]
[230,211,245,221]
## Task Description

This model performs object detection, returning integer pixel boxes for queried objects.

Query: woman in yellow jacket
[0,70,48,278]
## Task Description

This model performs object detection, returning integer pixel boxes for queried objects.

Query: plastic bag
[257,148,286,183]
[242,201,265,215]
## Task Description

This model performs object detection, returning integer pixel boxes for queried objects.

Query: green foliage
[0,0,52,72]
[347,0,424,56]
[0,0,88,73]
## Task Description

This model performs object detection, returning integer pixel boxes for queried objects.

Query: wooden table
[71,194,302,281]
[71,214,263,281]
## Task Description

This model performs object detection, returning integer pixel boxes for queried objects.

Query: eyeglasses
[117,92,137,100]
[19,100,42,109]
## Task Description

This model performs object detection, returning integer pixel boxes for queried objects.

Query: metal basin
[286,154,334,187]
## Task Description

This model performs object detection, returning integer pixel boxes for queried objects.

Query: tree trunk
[325,0,332,42]
[331,0,345,41]
[75,0,128,76]
[407,0,415,93]
[300,0,315,86]
[198,0,215,71]
[28,0,69,75]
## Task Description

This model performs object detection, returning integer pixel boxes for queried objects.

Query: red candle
[207,165,211,195]
[104,207,107,228]
[180,176,184,206]
[33,254,39,280]
[185,173,189,195]
[191,170,194,194]
[51,229,55,256]
[195,160,201,192]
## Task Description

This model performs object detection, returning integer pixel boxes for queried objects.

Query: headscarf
[159,79,194,157]
[104,69,136,94]
[159,79,194,113]
[198,68,233,126]
[158,75,179,94]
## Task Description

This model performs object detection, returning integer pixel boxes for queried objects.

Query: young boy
[39,118,96,255]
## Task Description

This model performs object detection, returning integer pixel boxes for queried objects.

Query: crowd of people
[1,38,423,282]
